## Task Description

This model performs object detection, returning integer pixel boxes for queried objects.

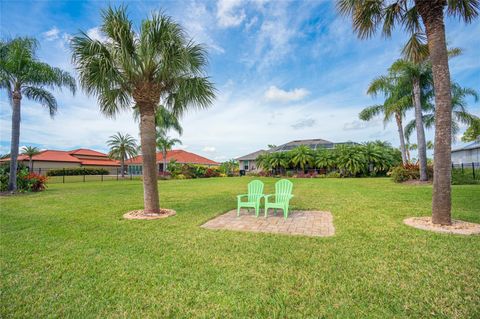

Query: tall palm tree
[156,132,181,173]
[72,7,215,213]
[107,132,138,178]
[21,146,40,172]
[290,145,313,172]
[390,58,431,180]
[0,37,76,191]
[405,84,479,142]
[360,75,410,165]
[337,0,480,225]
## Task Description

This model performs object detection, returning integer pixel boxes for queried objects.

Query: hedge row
[46,168,110,176]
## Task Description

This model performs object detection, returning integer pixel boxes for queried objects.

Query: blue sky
[1,0,479,161]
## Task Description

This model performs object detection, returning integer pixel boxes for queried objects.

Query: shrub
[390,164,433,183]
[204,168,220,178]
[46,168,109,176]
[0,167,47,192]
[158,171,171,180]
[175,174,186,180]
[390,166,414,183]
[24,173,47,191]
[451,169,479,185]
[325,171,341,178]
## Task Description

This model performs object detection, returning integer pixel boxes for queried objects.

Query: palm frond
[22,86,58,117]
[447,0,480,23]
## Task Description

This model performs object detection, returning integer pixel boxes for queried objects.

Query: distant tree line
[255,141,402,177]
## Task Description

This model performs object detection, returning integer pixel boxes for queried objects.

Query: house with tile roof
[125,149,219,174]
[1,148,120,174]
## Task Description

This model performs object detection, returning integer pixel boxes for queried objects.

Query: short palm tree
[255,153,272,172]
[156,132,182,173]
[72,7,215,213]
[334,145,366,176]
[0,37,76,191]
[314,149,336,171]
[107,132,138,178]
[360,75,410,165]
[21,146,40,172]
[268,152,288,175]
[361,142,392,175]
[337,0,479,225]
[290,145,313,172]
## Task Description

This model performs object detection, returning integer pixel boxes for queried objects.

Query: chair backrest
[275,179,293,202]
[248,180,264,201]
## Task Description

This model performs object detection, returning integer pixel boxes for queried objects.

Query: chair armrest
[237,194,248,199]
[264,194,275,199]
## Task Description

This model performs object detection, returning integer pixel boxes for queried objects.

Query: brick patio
[201,209,335,237]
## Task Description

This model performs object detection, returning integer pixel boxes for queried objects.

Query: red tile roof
[0,149,119,166]
[126,149,219,165]
[69,148,109,157]
[12,150,82,163]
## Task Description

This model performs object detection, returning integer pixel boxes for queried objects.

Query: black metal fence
[30,167,141,184]
[451,162,479,180]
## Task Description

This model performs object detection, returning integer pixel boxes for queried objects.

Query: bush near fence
[46,168,110,176]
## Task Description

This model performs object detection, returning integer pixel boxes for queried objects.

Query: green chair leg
[237,205,240,216]
[274,208,277,216]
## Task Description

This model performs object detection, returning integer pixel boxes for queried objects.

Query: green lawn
[1,177,479,318]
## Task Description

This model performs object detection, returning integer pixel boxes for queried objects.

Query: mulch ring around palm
[404,217,480,235]
[123,208,176,220]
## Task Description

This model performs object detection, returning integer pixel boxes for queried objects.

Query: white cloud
[217,0,246,28]
[264,85,310,102]
[202,146,216,153]
[42,27,60,41]
[180,2,225,54]
[86,27,107,42]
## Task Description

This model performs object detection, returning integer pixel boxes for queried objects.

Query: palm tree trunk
[121,157,125,178]
[416,0,452,225]
[139,107,160,213]
[8,91,21,191]
[29,158,33,172]
[163,150,167,172]
[412,77,428,181]
[395,113,408,165]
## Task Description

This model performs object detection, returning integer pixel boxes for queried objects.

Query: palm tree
[72,7,215,213]
[0,37,76,191]
[337,0,479,225]
[256,153,272,172]
[405,84,479,142]
[361,142,393,175]
[21,146,40,172]
[156,132,181,173]
[461,118,480,142]
[107,132,138,178]
[290,145,313,172]
[334,145,366,176]
[314,149,336,171]
[390,58,431,180]
[268,152,288,175]
[360,75,410,165]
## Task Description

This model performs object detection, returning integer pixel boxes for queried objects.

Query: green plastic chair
[264,179,294,219]
[237,180,264,217]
